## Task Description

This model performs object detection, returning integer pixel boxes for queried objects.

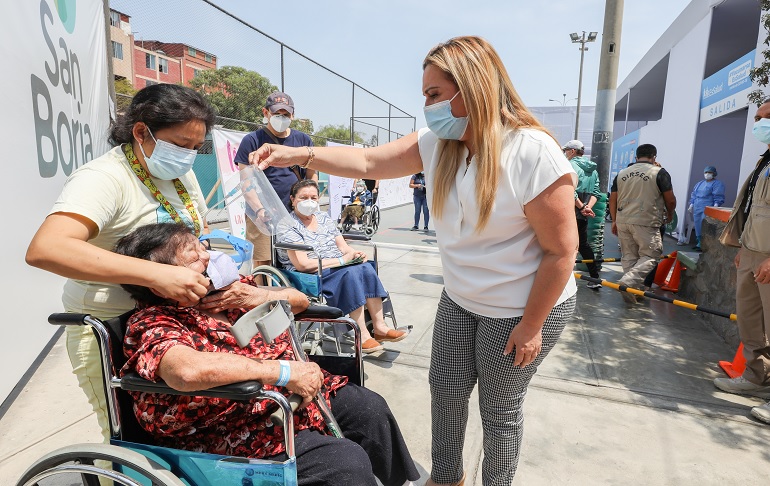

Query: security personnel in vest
[713,100,770,425]
[609,144,676,303]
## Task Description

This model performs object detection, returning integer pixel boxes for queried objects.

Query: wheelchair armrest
[120,372,265,401]
[341,234,371,241]
[295,304,344,320]
[274,241,314,252]
[49,313,90,326]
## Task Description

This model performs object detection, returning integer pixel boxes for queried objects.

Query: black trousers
[576,218,599,278]
[270,383,419,486]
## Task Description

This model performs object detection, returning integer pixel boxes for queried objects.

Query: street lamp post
[570,31,598,140]
[549,93,578,106]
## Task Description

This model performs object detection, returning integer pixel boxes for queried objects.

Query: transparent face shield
[206,166,294,235]
[202,167,293,275]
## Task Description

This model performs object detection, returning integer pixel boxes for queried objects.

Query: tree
[749,0,770,105]
[291,118,314,135]
[313,124,368,146]
[114,78,136,113]
[188,66,277,131]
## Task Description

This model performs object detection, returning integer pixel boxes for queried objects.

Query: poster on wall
[700,50,755,123]
[609,130,640,191]
[211,128,247,238]
[1,0,111,405]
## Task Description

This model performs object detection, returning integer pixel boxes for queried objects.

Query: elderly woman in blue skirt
[277,180,407,353]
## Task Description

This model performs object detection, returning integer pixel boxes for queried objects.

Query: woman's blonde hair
[423,36,552,231]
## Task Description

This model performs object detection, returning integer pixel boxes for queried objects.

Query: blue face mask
[752,118,770,145]
[138,127,198,180]
[423,91,469,140]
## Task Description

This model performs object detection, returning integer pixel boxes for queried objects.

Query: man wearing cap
[687,165,725,251]
[609,144,677,304]
[234,91,317,269]
[563,140,602,289]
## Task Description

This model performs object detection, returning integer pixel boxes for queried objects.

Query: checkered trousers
[428,290,575,485]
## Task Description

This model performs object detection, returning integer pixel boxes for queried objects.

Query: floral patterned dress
[120,278,347,459]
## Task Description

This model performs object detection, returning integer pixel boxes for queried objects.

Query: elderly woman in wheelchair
[279,180,407,353]
[113,222,419,486]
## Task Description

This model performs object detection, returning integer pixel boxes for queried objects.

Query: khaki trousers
[616,222,662,289]
[736,247,770,385]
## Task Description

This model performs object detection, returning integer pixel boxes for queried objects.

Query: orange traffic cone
[660,260,683,292]
[718,343,746,378]
[653,251,677,287]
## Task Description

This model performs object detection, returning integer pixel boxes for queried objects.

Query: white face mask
[704,173,714,181]
[137,127,198,180]
[295,199,318,216]
[356,184,366,192]
[269,114,291,133]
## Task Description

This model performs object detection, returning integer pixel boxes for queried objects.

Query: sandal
[362,338,384,353]
[373,329,408,343]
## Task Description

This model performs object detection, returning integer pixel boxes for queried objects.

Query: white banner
[1,0,111,404]
[211,128,248,238]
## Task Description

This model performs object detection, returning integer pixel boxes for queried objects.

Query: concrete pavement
[2,205,770,485]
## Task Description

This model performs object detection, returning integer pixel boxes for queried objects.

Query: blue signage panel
[609,130,640,192]
[700,50,755,122]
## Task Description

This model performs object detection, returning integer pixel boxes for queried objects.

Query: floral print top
[120,277,348,458]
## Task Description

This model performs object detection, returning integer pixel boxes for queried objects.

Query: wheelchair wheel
[252,265,292,287]
[371,206,381,232]
[361,213,373,236]
[342,219,353,232]
[16,443,185,486]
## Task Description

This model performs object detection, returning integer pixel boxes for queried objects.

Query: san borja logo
[54,0,76,34]
[728,59,752,87]
[31,0,95,178]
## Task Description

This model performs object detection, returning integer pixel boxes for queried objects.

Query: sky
[210,0,692,123]
[113,0,693,133]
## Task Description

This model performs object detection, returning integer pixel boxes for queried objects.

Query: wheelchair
[251,234,406,356]
[17,302,364,486]
[338,194,380,236]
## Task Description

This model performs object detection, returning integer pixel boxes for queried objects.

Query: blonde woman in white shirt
[248,36,578,486]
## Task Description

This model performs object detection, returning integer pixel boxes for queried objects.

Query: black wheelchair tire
[371,206,380,232]
[16,443,185,486]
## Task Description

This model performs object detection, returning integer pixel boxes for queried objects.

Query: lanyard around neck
[122,143,201,236]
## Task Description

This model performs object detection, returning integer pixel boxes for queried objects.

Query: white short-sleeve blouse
[417,127,577,318]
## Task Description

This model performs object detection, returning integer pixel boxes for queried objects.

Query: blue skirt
[321,261,387,314]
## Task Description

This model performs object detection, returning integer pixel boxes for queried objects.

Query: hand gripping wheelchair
[17,302,363,486]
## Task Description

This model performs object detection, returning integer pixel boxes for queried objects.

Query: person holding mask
[234,91,317,269]
[25,84,217,441]
[688,165,726,251]
[247,36,578,486]
[410,171,429,231]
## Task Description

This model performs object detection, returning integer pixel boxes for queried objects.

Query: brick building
[133,41,217,89]
[107,9,217,90]
[108,9,134,83]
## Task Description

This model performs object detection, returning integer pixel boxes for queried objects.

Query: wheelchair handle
[48,313,90,325]
[274,242,314,252]
[269,393,303,428]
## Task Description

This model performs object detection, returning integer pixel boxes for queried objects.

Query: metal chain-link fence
[109,0,414,144]
[109,0,415,210]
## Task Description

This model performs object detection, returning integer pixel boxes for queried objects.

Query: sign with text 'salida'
[700,50,755,123]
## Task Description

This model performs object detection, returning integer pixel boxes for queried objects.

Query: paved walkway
[2,205,770,485]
